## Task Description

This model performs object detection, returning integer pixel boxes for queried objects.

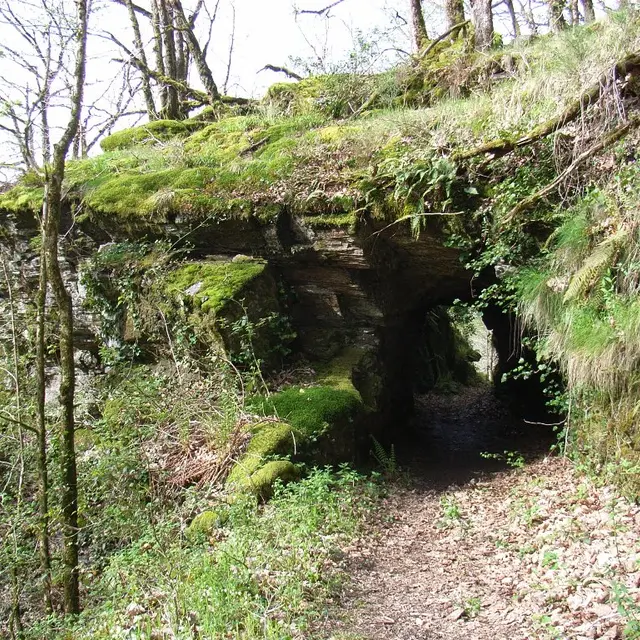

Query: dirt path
[326,387,640,640]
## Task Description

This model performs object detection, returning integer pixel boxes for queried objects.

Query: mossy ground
[3,14,637,225]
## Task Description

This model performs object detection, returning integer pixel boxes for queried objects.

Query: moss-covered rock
[227,421,299,486]
[165,260,266,314]
[226,422,301,498]
[234,460,301,500]
[246,347,370,464]
[161,258,290,369]
[185,508,230,540]
[100,120,202,152]
[0,184,45,213]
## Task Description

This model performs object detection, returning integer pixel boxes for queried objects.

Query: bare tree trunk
[472,0,494,50]
[42,0,89,615]
[445,0,466,30]
[35,247,53,614]
[582,0,595,21]
[568,0,579,24]
[9,567,23,639]
[549,0,567,30]
[409,0,429,50]
[158,0,180,118]
[150,0,168,113]
[171,0,220,102]
[124,0,157,119]
[504,0,521,36]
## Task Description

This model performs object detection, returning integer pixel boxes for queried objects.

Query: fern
[370,436,397,474]
[564,231,627,302]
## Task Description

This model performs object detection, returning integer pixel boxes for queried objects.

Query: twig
[297,0,347,16]
[368,211,463,238]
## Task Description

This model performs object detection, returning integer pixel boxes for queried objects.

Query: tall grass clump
[514,159,640,495]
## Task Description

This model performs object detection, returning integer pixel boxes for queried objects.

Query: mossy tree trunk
[157,0,181,119]
[548,0,568,31]
[582,0,595,22]
[471,0,494,50]
[410,0,429,51]
[172,0,220,104]
[35,248,53,614]
[445,0,465,30]
[41,0,88,615]
[124,0,157,119]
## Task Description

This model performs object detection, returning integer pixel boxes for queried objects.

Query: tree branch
[108,0,152,19]
[297,0,347,15]
[258,64,304,81]
[418,20,470,59]
[455,50,640,162]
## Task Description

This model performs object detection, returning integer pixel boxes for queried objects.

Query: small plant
[463,596,482,619]
[480,450,525,469]
[611,581,640,639]
[541,549,560,569]
[370,436,398,476]
[439,494,469,530]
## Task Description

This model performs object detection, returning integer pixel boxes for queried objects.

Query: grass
[30,467,379,640]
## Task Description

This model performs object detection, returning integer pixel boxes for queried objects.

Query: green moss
[254,385,362,438]
[315,346,365,397]
[82,168,186,219]
[100,120,201,152]
[227,421,302,498]
[0,184,44,213]
[230,460,300,499]
[227,421,298,485]
[165,260,266,314]
[186,509,229,540]
[301,213,356,229]
[247,461,301,499]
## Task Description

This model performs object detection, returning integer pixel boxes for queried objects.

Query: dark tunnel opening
[388,302,561,475]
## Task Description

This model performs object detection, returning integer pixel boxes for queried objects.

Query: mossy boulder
[165,259,267,315]
[162,258,289,368]
[227,421,300,486]
[235,461,301,500]
[100,120,202,152]
[248,347,370,464]
[185,508,230,541]
[226,422,301,498]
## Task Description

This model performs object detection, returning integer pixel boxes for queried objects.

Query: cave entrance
[395,303,556,475]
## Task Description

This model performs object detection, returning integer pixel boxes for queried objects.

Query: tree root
[455,51,640,162]
[504,115,640,223]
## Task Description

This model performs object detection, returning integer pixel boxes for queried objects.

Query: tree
[111,0,224,120]
[582,0,595,22]
[445,0,466,31]
[40,0,89,614]
[548,0,568,30]
[410,0,429,50]
[471,0,494,50]
[504,0,521,37]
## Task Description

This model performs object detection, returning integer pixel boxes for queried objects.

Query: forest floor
[323,386,640,640]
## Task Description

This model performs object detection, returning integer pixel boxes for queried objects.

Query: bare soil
[325,386,640,640]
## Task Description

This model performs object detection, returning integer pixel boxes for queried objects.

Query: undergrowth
[29,467,380,639]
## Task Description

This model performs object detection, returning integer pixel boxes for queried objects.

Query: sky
[0,0,416,176]
[0,0,582,176]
